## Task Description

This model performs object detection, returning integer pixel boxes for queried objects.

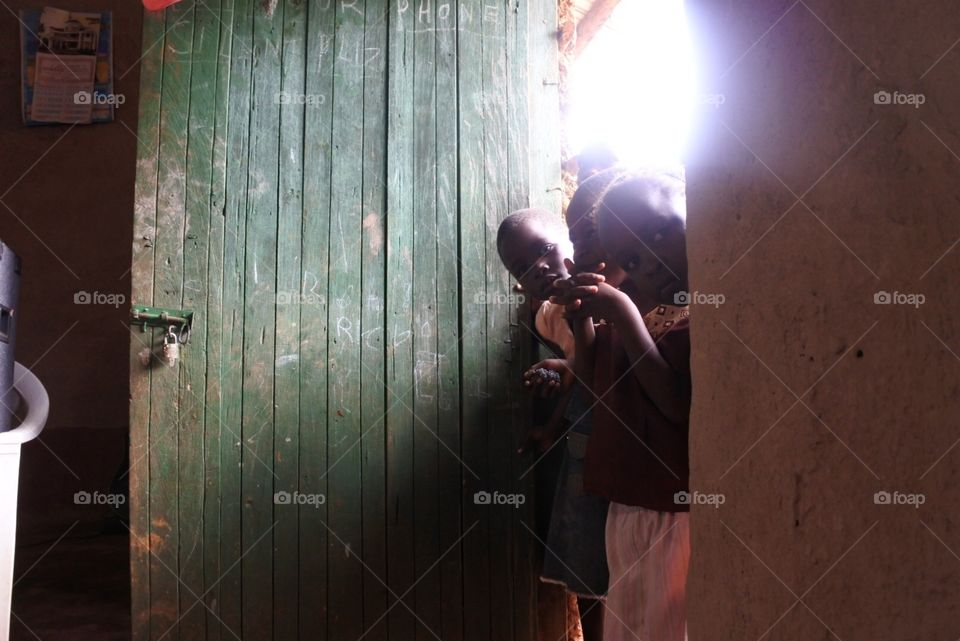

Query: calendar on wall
[19,7,116,125]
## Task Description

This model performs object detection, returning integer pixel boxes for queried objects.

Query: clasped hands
[548,258,630,323]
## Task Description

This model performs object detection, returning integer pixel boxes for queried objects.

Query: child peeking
[496,207,609,641]
[553,169,691,641]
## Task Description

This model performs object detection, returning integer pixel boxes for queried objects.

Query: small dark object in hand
[533,368,561,384]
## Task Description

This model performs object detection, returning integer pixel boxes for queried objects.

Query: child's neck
[620,281,658,315]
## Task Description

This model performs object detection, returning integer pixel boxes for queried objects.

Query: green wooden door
[128,1,560,639]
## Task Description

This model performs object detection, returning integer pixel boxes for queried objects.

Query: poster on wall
[19,7,115,125]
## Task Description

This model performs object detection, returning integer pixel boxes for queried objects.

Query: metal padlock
[162,326,179,367]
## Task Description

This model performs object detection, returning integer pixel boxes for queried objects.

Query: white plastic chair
[0,363,50,641]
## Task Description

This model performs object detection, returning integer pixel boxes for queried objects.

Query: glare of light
[567,0,697,168]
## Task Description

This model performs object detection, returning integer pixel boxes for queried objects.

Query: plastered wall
[685,2,960,638]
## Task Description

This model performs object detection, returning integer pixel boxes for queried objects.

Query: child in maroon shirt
[553,169,691,641]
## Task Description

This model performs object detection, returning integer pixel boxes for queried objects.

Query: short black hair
[496,208,567,254]
[567,167,625,229]
[595,169,686,226]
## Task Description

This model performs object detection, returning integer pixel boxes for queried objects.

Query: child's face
[597,188,688,306]
[499,220,571,301]
[566,207,627,287]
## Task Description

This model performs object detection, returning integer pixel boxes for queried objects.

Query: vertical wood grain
[130,7,164,640]
[130,2,559,639]
[360,1,389,640]
[385,0,416,638]
[326,0,367,638]
[241,0,284,636]
[275,0,307,637]
[149,4,195,639]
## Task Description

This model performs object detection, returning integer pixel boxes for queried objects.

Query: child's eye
[540,243,556,255]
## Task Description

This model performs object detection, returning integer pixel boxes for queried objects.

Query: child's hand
[550,259,606,308]
[560,280,629,323]
[551,257,621,320]
[522,358,571,397]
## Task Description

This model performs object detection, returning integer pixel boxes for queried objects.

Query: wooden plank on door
[274,0,307,638]
[386,1,416,639]
[505,2,539,638]
[217,0,254,634]
[241,0,284,637]
[130,7,165,640]
[435,2,465,639]
[412,6,441,641]
[326,1,366,639]
[527,0,562,213]
[482,3,516,640]
[299,0,336,637]
[149,4,195,639]
[457,2,491,639]
[360,1,389,640]
[180,3,222,637]
[202,0,235,637]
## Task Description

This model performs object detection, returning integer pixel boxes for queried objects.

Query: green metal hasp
[130,305,194,339]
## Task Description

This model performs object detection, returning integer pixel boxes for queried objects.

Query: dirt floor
[10,427,129,640]
[12,532,129,641]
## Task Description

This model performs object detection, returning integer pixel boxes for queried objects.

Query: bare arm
[604,292,689,424]
[571,316,595,389]
[565,282,688,424]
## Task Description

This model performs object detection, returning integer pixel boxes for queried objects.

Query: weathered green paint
[215,0,252,634]
[130,1,559,639]
[360,4,389,641]
[203,1,233,638]
[150,4,194,640]
[456,3,488,638]
[275,1,307,639]
[181,3,218,639]
[129,6,163,640]
[385,1,416,638]
[434,4,464,640]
